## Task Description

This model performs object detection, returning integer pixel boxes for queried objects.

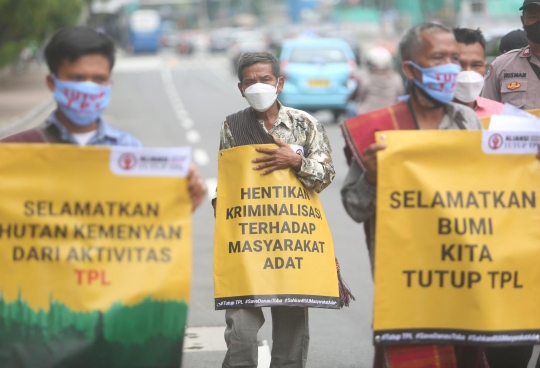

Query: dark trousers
[222,307,309,368]
[486,346,534,368]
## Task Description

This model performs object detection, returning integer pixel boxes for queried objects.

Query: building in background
[459,0,523,59]
[459,0,522,30]
[288,0,320,23]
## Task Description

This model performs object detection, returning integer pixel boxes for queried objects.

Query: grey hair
[399,23,452,61]
[237,51,280,82]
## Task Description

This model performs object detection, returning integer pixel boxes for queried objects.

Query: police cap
[520,0,540,10]
[499,29,529,54]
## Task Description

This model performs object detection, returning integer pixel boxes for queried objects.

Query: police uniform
[482,45,540,109]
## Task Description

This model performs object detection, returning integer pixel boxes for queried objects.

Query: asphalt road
[104,50,374,368]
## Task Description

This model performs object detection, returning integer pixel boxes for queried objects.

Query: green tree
[0,0,85,66]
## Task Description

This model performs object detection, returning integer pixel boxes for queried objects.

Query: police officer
[482,4,540,368]
[482,0,540,109]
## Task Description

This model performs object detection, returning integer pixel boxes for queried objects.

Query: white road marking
[183,326,227,352]
[183,326,271,368]
[258,340,271,368]
[186,129,201,143]
[159,63,203,147]
[528,346,540,368]
[181,118,194,129]
[175,110,189,119]
[193,148,210,166]
[175,112,188,122]
[204,178,218,201]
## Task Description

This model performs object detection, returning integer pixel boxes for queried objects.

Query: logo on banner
[110,147,191,177]
[488,134,503,150]
[290,144,305,157]
[118,153,138,170]
[482,131,540,154]
[170,155,188,169]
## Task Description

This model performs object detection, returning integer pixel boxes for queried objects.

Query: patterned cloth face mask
[52,75,112,126]
[409,61,462,104]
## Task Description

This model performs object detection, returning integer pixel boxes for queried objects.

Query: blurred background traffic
[0,0,527,122]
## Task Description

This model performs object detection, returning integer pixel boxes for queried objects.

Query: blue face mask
[52,75,112,126]
[408,61,461,104]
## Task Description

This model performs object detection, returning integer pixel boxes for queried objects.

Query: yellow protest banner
[0,144,192,367]
[214,145,339,309]
[373,130,540,346]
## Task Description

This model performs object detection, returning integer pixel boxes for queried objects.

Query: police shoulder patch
[485,64,494,79]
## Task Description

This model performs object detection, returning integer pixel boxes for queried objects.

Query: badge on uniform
[507,82,522,91]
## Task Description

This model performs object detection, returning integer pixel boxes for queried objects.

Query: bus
[128,9,161,53]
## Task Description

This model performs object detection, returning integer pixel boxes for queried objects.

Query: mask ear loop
[407,61,423,84]
[275,78,282,95]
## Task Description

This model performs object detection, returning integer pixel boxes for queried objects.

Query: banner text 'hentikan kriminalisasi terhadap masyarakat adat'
[0,144,192,368]
[214,145,339,310]
[374,130,540,346]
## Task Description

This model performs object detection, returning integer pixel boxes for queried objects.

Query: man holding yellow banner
[0,26,207,368]
[341,24,491,368]
[1,26,206,208]
[0,27,206,210]
[214,52,338,368]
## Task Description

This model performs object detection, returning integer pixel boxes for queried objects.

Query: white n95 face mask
[454,71,485,103]
[244,82,278,112]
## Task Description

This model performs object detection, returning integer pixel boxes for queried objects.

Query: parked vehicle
[160,20,179,48]
[278,38,358,121]
[208,28,234,53]
[128,9,161,53]
[177,34,195,55]
[323,30,362,65]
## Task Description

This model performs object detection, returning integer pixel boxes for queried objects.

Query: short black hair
[237,52,280,82]
[399,23,452,61]
[453,27,486,50]
[44,26,115,75]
